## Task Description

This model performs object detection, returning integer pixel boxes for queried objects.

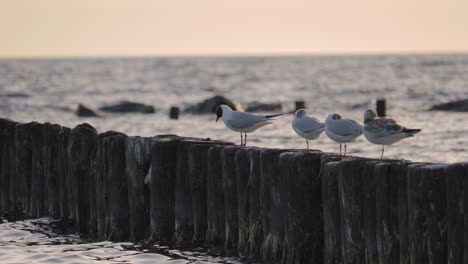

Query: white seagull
[325,113,363,156]
[291,109,325,151]
[363,109,421,159]
[216,104,282,146]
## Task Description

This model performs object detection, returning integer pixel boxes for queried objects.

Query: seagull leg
[339,144,342,156]
[244,133,248,146]
[344,144,347,157]
[381,145,384,159]
[306,140,309,152]
[240,133,243,146]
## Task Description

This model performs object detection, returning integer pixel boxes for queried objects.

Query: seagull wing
[225,111,268,130]
[329,119,363,136]
[293,116,323,134]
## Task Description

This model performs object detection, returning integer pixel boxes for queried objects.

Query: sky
[0,0,467,58]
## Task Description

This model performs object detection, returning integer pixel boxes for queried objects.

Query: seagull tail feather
[403,128,421,136]
[265,113,283,119]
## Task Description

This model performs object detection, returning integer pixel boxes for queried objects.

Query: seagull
[325,113,363,156]
[216,104,282,146]
[291,109,325,151]
[363,109,421,159]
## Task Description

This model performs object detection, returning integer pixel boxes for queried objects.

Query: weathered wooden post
[337,158,378,264]
[446,162,467,264]
[260,148,289,262]
[169,106,179,120]
[407,164,447,264]
[148,135,179,242]
[189,143,229,242]
[94,131,124,239]
[0,118,17,213]
[376,98,386,117]
[374,161,408,264]
[321,156,343,264]
[235,147,253,257]
[105,132,129,241]
[58,127,71,218]
[14,122,33,215]
[44,123,62,217]
[246,148,263,258]
[67,123,98,233]
[125,136,152,241]
[30,122,45,218]
[206,145,227,245]
[174,140,196,244]
[281,151,323,264]
[362,160,380,264]
[222,145,243,251]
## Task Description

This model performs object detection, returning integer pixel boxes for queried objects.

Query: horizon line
[1,50,468,60]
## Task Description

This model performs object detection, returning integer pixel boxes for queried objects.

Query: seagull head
[294,109,307,118]
[329,113,342,120]
[364,109,377,124]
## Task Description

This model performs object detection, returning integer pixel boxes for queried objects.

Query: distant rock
[76,104,100,117]
[429,99,468,112]
[99,101,155,113]
[2,92,30,98]
[245,101,282,112]
[185,95,242,114]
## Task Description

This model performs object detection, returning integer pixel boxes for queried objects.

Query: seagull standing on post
[363,109,421,159]
[325,113,363,156]
[291,109,325,151]
[215,104,282,146]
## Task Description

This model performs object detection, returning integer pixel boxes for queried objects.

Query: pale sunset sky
[0,0,467,58]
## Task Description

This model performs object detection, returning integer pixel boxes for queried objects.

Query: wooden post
[447,163,468,264]
[174,140,196,244]
[67,123,98,234]
[259,148,289,261]
[222,146,242,251]
[14,122,33,215]
[95,131,122,239]
[44,123,62,217]
[30,122,45,218]
[235,148,253,257]
[206,145,227,245]
[148,135,179,242]
[374,161,408,264]
[189,143,226,242]
[376,98,386,117]
[125,136,152,241]
[281,151,323,264]
[169,106,179,119]
[0,118,17,213]
[337,158,378,264]
[321,157,343,264]
[58,127,71,219]
[246,148,263,258]
[295,101,305,111]
[407,164,447,263]
[106,132,129,241]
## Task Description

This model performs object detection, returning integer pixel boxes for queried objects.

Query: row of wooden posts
[0,117,467,264]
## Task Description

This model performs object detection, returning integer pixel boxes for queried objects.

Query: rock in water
[76,104,99,117]
[429,99,468,112]
[99,101,155,113]
[185,95,242,114]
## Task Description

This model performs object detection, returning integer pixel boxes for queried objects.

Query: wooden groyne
[1,118,467,264]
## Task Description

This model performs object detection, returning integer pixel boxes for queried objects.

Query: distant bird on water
[215,104,282,146]
[325,113,363,156]
[363,109,421,159]
[291,109,324,151]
